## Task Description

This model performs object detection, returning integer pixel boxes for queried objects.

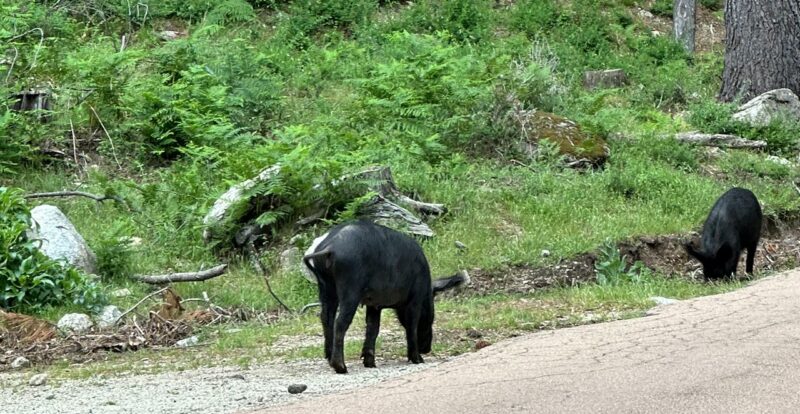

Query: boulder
[28,205,96,274]
[732,88,800,127]
[517,111,609,167]
[57,313,93,334]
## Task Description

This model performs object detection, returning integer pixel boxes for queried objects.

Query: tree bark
[673,0,696,53]
[719,0,800,102]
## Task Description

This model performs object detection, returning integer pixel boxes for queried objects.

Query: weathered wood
[673,0,696,53]
[345,166,446,216]
[674,132,767,149]
[358,194,435,238]
[131,264,228,284]
[582,69,628,90]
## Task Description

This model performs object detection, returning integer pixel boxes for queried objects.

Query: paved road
[250,270,800,414]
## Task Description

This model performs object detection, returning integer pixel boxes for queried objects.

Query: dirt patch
[468,215,800,295]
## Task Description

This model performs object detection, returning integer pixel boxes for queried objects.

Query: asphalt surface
[250,270,800,414]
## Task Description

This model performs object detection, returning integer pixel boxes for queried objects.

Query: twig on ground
[88,105,122,169]
[131,264,228,284]
[300,302,321,314]
[116,287,170,325]
[247,242,292,313]
[69,118,80,169]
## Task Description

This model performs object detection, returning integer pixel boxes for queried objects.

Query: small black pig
[685,187,762,280]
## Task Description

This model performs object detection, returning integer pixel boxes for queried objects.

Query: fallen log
[131,264,228,284]
[674,132,767,149]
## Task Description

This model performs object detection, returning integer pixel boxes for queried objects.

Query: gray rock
[454,241,467,250]
[650,296,679,306]
[57,313,94,334]
[96,305,122,329]
[287,384,307,394]
[766,155,793,167]
[279,247,301,274]
[29,205,97,273]
[175,336,199,348]
[541,249,551,258]
[29,374,48,386]
[732,88,800,127]
[11,356,31,369]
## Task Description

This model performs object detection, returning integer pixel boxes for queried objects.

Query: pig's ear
[714,243,733,263]
[684,242,707,262]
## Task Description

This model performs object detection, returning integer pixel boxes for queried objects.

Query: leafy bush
[352,32,491,155]
[94,222,135,280]
[594,239,649,287]
[649,0,673,17]
[0,188,106,312]
[509,0,563,35]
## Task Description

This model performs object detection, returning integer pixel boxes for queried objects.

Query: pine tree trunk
[719,0,800,102]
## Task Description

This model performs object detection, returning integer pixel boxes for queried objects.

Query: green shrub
[0,188,106,312]
[509,0,563,35]
[687,100,741,134]
[403,0,492,42]
[95,222,135,280]
[650,0,673,17]
[699,0,723,11]
[594,239,649,287]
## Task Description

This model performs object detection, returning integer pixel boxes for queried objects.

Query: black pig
[303,220,469,374]
[685,187,762,280]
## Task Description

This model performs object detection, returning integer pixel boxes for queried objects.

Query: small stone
[540,249,551,258]
[766,155,793,167]
[454,241,467,250]
[649,296,679,306]
[175,336,199,347]
[466,329,483,339]
[111,288,131,298]
[57,313,94,334]
[11,356,30,369]
[258,396,264,403]
[474,340,491,350]
[29,374,48,386]
[230,373,245,380]
[288,384,307,394]
[96,305,122,329]
[46,394,55,400]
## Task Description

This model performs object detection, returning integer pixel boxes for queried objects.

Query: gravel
[0,357,445,414]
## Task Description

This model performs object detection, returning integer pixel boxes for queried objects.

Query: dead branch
[24,190,125,205]
[674,132,767,149]
[131,264,228,284]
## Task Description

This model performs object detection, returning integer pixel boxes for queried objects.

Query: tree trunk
[673,0,696,53]
[719,0,800,102]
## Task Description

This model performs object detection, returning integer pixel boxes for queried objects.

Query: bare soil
[468,214,800,295]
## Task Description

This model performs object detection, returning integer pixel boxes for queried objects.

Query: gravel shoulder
[0,357,446,414]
